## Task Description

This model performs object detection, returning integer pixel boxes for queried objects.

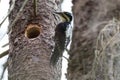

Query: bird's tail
[50,45,62,66]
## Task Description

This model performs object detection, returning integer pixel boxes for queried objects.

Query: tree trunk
[67,0,120,80]
[8,0,62,80]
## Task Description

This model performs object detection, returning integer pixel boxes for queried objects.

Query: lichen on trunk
[67,0,120,80]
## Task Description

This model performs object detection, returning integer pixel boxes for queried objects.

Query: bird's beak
[53,12,62,15]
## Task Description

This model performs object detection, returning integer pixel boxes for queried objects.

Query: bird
[50,12,73,66]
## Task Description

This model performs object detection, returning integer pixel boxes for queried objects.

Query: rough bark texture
[67,0,120,80]
[8,0,63,80]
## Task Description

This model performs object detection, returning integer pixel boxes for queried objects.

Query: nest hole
[25,24,41,39]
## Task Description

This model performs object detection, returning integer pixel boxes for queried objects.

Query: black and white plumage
[50,12,72,66]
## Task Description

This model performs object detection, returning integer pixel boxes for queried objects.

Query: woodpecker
[50,12,72,66]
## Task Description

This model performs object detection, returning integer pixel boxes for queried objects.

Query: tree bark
[67,0,120,80]
[8,0,62,80]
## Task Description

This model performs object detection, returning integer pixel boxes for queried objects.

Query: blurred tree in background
[67,0,120,80]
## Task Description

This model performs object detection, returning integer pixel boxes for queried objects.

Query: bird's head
[54,12,72,23]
